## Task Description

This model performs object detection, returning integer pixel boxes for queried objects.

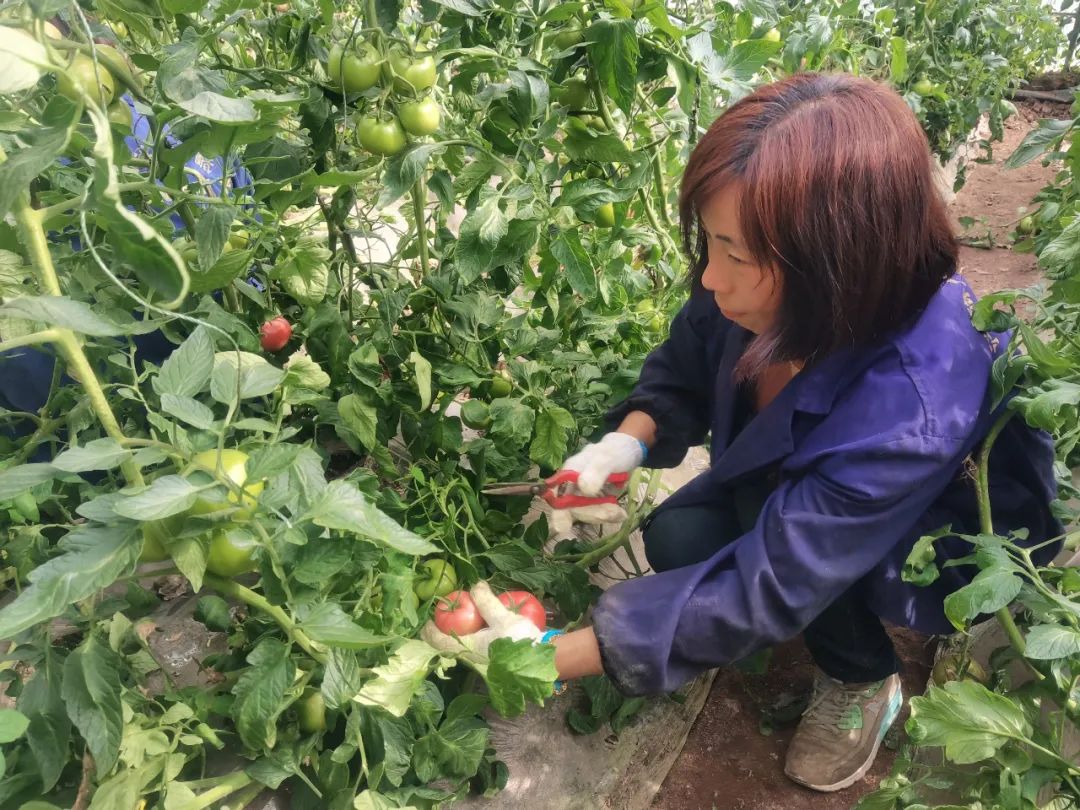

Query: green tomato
[139,518,175,563]
[487,374,513,398]
[1017,216,1035,234]
[189,449,264,519]
[913,78,934,97]
[557,77,591,109]
[413,559,459,600]
[633,299,655,314]
[552,24,584,50]
[387,49,437,93]
[328,43,382,93]
[57,53,116,106]
[228,228,250,249]
[460,399,492,430]
[397,97,441,136]
[297,688,327,733]
[763,27,781,42]
[206,528,259,577]
[358,115,407,156]
[107,99,132,130]
[595,202,616,228]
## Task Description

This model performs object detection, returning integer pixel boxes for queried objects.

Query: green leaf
[453,154,499,197]
[1037,217,1080,275]
[412,715,490,782]
[189,248,251,294]
[17,661,70,793]
[177,91,258,123]
[429,0,491,16]
[943,568,1022,630]
[1011,380,1080,433]
[338,392,379,449]
[194,595,232,632]
[195,206,236,269]
[232,639,295,751]
[210,351,286,403]
[113,475,200,521]
[154,326,213,398]
[282,353,331,392]
[246,444,302,481]
[550,230,596,297]
[0,463,57,500]
[0,296,134,336]
[489,398,535,449]
[297,603,390,649]
[455,217,539,284]
[1004,119,1072,169]
[160,393,217,430]
[52,438,132,473]
[530,405,575,470]
[889,36,907,83]
[587,20,639,115]
[0,102,78,220]
[484,638,558,717]
[62,635,123,774]
[359,708,414,787]
[310,481,438,555]
[1024,624,1080,660]
[379,143,443,207]
[409,351,433,412]
[323,649,367,711]
[1018,323,1073,374]
[0,524,138,640]
[716,39,782,84]
[355,640,444,717]
[169,532,209,594]
[271,240,331,306]
[906,680,1032,764]
[0,709,28,743]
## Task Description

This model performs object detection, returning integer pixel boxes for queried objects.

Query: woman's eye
[728,254,746,265]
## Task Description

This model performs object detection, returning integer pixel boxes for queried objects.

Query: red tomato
[434,590,486,635]
[497,591,546,631]
[260,316,292,352]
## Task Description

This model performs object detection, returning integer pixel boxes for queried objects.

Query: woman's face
[698,187,782,335]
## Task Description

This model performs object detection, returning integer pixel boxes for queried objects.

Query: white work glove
[420,581,545,663]
[548,502,629,539]
[561,432,647,496]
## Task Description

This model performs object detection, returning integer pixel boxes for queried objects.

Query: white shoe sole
[784,679,904,793]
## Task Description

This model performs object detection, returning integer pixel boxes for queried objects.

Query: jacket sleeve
[605,288,726,468]
[591,391,971,696]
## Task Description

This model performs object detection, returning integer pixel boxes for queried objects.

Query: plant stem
[1,164,145,486]
[0,329,61,354]
[178,771,254,810]
[203,575,327,663]
[411,177,430,279]
[976,410,1038,665]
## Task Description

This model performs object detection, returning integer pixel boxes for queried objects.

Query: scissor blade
[482,483,542,496]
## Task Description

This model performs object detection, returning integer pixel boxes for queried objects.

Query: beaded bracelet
[540,628,568,695]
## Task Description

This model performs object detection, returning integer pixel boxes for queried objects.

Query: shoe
[783,670,902,792]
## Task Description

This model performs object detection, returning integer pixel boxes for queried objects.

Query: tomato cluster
[433,589,547,635]
[327,39,442,157]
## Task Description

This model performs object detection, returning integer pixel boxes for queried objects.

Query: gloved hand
[561,432,647,496]
[420,581,545,662]
[548,502,628,538]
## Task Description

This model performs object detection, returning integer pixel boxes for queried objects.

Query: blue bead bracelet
[541,629,568,695]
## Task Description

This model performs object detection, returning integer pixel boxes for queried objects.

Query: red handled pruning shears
[482,470,629,509]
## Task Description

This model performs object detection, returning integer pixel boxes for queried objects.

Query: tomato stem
[411,176,430,278]
[204,575,327,664]
[174,771,254,810]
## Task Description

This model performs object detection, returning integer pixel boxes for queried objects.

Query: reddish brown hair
[679,73,957,376]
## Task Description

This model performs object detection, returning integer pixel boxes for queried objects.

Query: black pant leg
[641,502,744,573]
[802,580,900,683]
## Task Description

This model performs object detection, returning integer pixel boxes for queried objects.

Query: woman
[422,73,1062,793]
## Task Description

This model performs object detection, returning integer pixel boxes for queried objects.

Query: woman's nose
[700,257,733,295]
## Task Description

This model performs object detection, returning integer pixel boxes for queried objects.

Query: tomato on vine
[189,448,264,518]
[328,42,382,93]
[913,77,935,97]
[460,399,492,430]
[297,688,327,733]
[139,518,175,563]
[413,559,459,600]
[260,316,292,351]
[106,100,132,129]
[397,97,441,136]
[595,202,616,228]
[434,591,485,635]
[206,529,259,577]
[57,53,116,106]
[358,115,407,156]
[497,591,546,631]
[387,48,437,93]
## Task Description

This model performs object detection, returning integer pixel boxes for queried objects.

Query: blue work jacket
[591,275,1062,697]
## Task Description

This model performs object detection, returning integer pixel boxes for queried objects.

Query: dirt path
[650,103,1064,810]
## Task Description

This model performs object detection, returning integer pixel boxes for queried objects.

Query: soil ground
[650,102,1066,810]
